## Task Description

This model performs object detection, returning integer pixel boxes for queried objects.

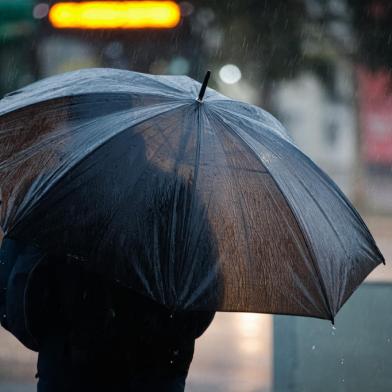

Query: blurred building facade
[11,0,389,215]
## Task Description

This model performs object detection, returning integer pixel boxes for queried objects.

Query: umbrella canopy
[0,68,384,322]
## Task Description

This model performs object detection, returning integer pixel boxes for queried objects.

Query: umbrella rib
[179,106,203,280]
[0,90,185,118]
[0,68,197,115]
[179,106,219,307]
[209,109,334,321]
[159,108,196,306]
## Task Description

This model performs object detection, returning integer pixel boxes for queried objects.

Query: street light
[48,1,181,29]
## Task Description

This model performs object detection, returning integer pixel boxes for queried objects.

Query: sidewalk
[364,214,392,281]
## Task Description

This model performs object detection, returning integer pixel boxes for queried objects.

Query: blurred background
[0,0,391,391]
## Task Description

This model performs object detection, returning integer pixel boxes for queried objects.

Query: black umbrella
[0,68,384,322]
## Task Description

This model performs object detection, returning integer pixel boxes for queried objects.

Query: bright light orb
[49,1,181,29]
[219,64,242,84]
[33,3,50,19]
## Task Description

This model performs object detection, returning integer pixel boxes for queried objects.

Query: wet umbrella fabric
[0,68,384,322]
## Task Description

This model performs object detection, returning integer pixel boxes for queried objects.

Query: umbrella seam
[0,92,186,118]
[177,105,203,306]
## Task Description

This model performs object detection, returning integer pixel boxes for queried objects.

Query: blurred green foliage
[0,0,35,40]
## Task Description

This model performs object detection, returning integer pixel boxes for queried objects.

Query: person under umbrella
[0,89,220,391]
[1,232,216,392]
[0,69,385,391]
[0,131,218,392]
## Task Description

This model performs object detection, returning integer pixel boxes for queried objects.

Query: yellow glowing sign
[49,1,181,29]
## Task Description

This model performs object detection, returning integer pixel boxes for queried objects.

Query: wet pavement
[188,313,272,392]
[0,385,35,392]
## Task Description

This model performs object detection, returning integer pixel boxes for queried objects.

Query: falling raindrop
[312,345,316,350]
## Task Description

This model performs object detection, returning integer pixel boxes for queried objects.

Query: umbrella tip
[197,70,211,102]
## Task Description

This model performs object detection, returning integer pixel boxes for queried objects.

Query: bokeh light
[219,64,242,84]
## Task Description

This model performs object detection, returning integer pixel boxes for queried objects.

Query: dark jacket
[0,237,215,375]
[0,237,47,350]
